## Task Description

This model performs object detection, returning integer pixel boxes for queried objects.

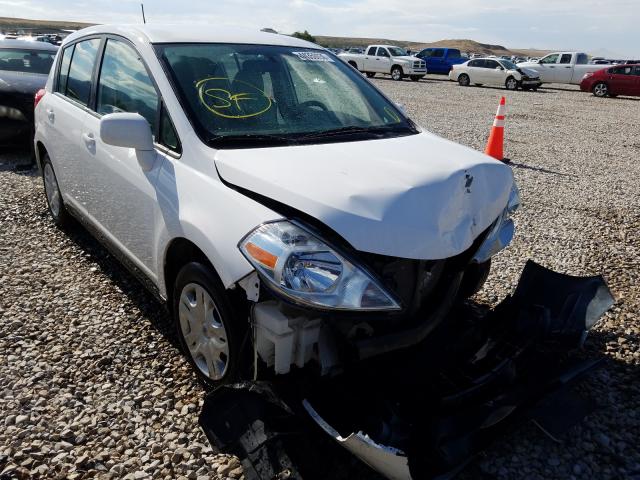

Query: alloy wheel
[594,83,608,97]
[178,282,229,380]
[392,68,402,80]
[506,78,518,90]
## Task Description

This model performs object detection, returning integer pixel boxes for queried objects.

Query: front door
[374,47,392,73]
[537,53,560,82]
[81,37,164,275]
[607,65,636,96]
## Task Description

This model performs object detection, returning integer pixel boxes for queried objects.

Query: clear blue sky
[1,0,638,57]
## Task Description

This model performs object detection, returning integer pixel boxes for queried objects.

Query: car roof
[0,39,58,51]
[63,24,318,49]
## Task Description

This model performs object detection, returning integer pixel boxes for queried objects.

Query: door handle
[46,109,54,122]
[564,66,571,68]
[82,132,95,148]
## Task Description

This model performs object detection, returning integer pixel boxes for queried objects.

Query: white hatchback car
[34,24,518,386]
[450,58,542,91]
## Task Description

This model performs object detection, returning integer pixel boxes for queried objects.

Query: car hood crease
[214,133,514,260]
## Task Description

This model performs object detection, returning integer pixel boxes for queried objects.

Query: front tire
[593,82,608,97]
[42,154,71,227]
[458,260,491,299]
[458,74,470,86]
[391,66,403,81]
[505,76,518,90]
[173,262,248,388]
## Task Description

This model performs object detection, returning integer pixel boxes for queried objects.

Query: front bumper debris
[199,260,614,480]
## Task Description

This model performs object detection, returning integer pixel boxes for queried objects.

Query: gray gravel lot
[1,75,639,479]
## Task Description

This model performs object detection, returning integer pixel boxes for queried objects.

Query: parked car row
[450,58,542,90]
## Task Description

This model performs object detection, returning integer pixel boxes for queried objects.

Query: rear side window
[366,46,377,56]
[56,45,73,94]
[66,38,101,106]
[96,39,159,132]
[559,54,572,64]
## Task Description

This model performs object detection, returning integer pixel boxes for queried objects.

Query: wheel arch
[35,141,47,172]
[391,64,404,73]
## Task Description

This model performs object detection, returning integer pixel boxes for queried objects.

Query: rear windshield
[155,43,416,148]
[0,48,55,74]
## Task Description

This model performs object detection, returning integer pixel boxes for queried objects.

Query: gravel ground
[1,75,639,479]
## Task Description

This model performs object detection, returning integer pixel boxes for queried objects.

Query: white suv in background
[34,24,518,386]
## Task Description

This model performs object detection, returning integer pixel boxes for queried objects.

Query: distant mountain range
[316,36,553,58]
[0,16,597,58]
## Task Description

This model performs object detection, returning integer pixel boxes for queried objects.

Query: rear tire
[41,154,71,228]
[173,262,249,388]
[593,82,608,97]
[391,66,403,81]
[458,74,470,86]
[365,72,376,78]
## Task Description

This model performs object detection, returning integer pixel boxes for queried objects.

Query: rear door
[466,59,484,82]
[44,37,102,206]
[554,53,574,83]
[364,46,377,71]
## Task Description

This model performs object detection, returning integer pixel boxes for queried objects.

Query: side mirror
[496,66,503,70]
[100,113,156,171]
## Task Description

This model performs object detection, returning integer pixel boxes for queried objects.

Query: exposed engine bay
[201,260,614,480]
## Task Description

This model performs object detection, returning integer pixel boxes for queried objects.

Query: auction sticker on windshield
[292,51,334,62]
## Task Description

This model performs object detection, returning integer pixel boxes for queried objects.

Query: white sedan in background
[450,58,542,91]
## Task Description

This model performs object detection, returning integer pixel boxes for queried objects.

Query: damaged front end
[200,260,614,480]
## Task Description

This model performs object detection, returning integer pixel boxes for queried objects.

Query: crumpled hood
[215,132,514,260]
[518,67,540,77]
[517,62,539,69]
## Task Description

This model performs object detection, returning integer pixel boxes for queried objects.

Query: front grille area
[413,61,426,69]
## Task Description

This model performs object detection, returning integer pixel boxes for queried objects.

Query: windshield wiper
[206,134,295,148]
[300,125,414,141]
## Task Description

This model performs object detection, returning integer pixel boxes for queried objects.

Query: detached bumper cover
[199,260,614,480]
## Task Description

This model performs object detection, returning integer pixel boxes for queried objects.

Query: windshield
[0,48,55,74]
[387,47,408,56]
[500,60,518,70]
[156,43,415,148]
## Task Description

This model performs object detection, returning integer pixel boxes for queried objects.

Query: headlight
[239,221,400,311]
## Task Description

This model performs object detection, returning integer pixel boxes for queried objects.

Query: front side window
[448,49,462,58]
[0,48,55,74]
[386,47,407,57]
[377,48,390,58]
[576,53,589,65]
[485,60,499,69]
[432,49,445,58]
[613,66,633,75]
[66,38,101,106]
[97,39,158,132]
[634,66,640,76]
[539,54,559,65]
[156,43,415,149]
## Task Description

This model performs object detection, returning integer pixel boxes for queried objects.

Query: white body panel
[517,52,602,84]
[449,59,540,88]
[339,45,427,76]
[215,132,513,260]
[34,23,512,303]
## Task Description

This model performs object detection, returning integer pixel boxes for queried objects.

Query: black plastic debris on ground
[199,260,614,480]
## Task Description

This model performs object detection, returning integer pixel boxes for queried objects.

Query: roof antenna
[141,3,147,24]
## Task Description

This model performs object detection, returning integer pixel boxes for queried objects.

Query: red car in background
[580,64,640,97]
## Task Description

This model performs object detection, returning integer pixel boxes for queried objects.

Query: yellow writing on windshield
[196,77,272,119]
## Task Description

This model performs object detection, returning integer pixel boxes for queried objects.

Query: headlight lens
[239,221,400,311]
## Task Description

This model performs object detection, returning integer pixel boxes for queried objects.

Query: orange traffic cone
[485,97,506,162]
